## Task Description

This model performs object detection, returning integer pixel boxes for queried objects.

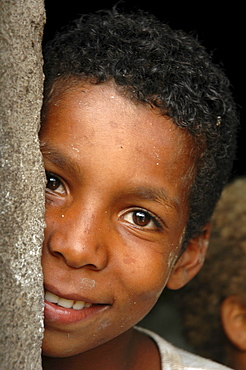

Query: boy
[40,9,238,369]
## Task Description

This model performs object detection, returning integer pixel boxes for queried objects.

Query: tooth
[45,291,59,304]
[58,298,74,308]
[73,301,85,310]
[45,290,92,310]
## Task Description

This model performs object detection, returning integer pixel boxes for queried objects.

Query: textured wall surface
[0,0,46,368]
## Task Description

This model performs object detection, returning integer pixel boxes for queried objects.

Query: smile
[45,290,92,310]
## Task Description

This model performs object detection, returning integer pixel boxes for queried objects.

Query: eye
[45,171,65,195]
[121,209,162,230]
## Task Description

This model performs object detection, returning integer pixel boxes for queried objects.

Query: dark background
[43,1,245,178]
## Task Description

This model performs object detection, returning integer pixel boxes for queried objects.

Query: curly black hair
[176,177,246,365]
[42,9,239,246]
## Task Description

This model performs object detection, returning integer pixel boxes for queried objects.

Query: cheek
[113,253,175,329]
[119,246,175,304]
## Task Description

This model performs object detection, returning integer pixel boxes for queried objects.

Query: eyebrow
[40,142,82,175]
[123,186,180,213]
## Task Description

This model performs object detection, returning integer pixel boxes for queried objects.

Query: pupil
[133,211,150,226]
[46,172,60,190]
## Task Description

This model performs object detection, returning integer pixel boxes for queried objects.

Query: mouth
[44,288,111,325]
[45,290,92,310]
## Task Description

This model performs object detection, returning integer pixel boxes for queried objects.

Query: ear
[221,296,246,351]
[166,223,211,290]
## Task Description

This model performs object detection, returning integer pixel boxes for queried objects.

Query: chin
[42,332,80,358]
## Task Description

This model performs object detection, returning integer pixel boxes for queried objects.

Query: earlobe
[221,296,246,351]
[166,223,211,290]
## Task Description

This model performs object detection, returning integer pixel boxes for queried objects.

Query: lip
[44,300,110,325]
[44,284,112,325]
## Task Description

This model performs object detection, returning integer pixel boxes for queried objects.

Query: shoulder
[135,327,232,370]
[176,347,231,370]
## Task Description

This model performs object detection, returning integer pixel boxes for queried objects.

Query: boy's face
[40,81,195,357]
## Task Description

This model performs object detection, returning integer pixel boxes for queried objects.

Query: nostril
[50,249,65,260]
[54,251,63,258]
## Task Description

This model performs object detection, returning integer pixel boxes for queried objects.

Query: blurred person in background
[176,177,246,369]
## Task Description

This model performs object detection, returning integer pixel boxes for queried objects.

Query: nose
[45,207,109,270]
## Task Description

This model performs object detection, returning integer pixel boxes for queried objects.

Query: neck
[229,350,246,370]
[224,343,246,370]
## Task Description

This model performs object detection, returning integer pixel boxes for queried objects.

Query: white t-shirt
[136,327,232,370]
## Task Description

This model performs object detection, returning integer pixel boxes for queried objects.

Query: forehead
[43,79,193,138]
[41,81,197,196]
